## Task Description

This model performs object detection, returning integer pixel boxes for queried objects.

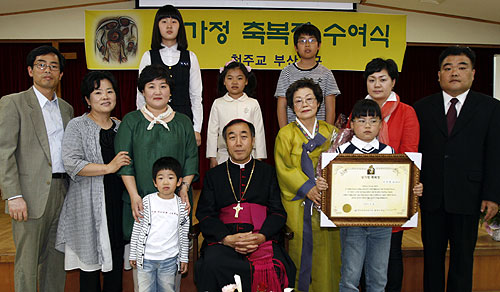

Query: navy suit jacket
[414,90,500,215]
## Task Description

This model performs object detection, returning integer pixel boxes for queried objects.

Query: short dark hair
[351,99,382,119]
[293,23,321,45]
[137,64,174,93]
[222,119,256,141]
[438,46,476,68]
[285,78,324,111]
[363,58,399,82]
[26,45,66,72]
[218,61,257,97]
[152,156,182,182]
[151,5,188,51]
[81,71,119,108]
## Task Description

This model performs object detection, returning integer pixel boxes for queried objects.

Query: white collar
[222,92,248,102]
[160,43,179,51]
[33,86,58,108]
[229,156,252,169]
[443,89,469,106]
[365,91,396,107]
[295,118,317,138]
[351,135,380,150]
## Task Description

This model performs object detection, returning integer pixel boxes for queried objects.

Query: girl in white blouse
[206,60,267,168]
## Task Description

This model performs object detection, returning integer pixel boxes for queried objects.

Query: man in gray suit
[0,45,74,292]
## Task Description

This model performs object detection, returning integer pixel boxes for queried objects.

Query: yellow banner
[85,9,406,70]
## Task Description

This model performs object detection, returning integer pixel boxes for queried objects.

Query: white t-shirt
[144,193,179,260]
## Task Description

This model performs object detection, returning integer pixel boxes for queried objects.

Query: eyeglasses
[353,118,381,125]
[298,38,317,44]
[34,62,60,71]
[294,97,316,107]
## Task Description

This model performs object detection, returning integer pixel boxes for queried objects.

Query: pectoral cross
[233,202,243,218]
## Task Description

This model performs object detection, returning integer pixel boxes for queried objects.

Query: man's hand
[194,131,201,146]
[234,233,266,254]
[413,182,424,197]
[222,232,265,254]
[180,262,188,274]
[8,197,28,222]
[481,200,499,221]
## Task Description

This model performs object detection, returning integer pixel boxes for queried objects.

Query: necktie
[447,98,458,136]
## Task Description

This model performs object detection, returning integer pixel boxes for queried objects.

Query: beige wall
[358,5,500,45]
[0,2,499,45]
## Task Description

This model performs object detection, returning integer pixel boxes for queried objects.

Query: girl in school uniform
[136,4,203,145]
[206,60,267,168]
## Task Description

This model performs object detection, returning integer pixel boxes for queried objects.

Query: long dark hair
[150,5,188,51]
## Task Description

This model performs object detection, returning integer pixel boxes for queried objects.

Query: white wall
[0,2,499,45]
[358,5,500,45]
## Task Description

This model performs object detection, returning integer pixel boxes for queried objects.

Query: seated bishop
[195,119,296,292]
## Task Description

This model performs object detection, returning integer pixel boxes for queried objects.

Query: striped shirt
[129,193,190,270]
[275,62,341,123]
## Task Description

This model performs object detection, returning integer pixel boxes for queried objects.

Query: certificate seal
[343,204,352,213]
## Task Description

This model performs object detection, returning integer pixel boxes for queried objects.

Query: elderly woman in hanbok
[275,78,341,292]
[56,71,130,292]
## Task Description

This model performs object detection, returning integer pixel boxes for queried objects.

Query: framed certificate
[321,154,420,227]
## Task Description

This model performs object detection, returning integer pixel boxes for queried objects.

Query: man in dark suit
[0,46,73,292]
[414,46,500,292]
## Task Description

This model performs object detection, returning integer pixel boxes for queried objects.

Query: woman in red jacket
[363,58,420,292]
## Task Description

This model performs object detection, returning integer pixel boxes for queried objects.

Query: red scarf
[377,92,400,144]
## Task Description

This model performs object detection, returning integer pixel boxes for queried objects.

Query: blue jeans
[339,227,391,292]
[137,257,177,292]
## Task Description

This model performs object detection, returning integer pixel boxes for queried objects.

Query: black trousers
[79,245,124,292]
[421,209,479,292]
[385,230,404,292]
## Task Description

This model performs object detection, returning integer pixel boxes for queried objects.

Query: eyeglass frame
[297,38,318,44]
[33,62,60,71]
[293,96,317,107]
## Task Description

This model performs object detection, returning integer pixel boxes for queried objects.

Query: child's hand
[413,182,423,197]
[180,262,188,274]
[194,131,201,146]
[129,260,137,269]
[209,157,218,168]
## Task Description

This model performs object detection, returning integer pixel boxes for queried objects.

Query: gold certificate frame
[321,154,420,227]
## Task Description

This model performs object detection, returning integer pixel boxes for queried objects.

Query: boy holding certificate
[334,99,422,292]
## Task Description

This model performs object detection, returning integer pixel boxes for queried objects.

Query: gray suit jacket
[0,87,73,219]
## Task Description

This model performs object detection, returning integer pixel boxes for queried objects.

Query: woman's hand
[413,182,423,197]
[106,151,131,174]
[179,184,191,213]
[316,177,328,192]
[306,186,322,206]
[130,193,144,222]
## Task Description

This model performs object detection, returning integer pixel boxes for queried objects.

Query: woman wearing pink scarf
[363,58,420,292]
